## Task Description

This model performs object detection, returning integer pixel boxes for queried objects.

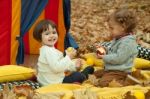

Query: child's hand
[66,47,77,59]
[75,58,82,71]
[96,46,106,55]
[64,70,72,76]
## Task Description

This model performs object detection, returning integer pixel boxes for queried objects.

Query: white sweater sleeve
[43,47,76,73]
[66,60,77,72]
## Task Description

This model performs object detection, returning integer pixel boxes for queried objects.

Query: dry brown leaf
[124,91,136,99]
[88,75,100,86]
[145,90,150,99]
[108,79,123,87]
[13,84,34,97]
[0,84,16,99]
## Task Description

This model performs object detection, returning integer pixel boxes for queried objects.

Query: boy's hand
[96,54,104,59]
[94,43,106,55]
[96,46,106,55]
[94,46,106,59]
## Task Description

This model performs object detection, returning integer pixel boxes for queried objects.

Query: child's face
[108,18,124,38]
[41,25,58,47]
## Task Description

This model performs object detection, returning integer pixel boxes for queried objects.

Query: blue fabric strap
[63,0,78,49]
[65,33,79,49]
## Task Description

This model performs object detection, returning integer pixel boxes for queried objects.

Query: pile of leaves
[0,84,98,99]
[0,84,36,99]
[71,0,150,54]
[0,84,64,99]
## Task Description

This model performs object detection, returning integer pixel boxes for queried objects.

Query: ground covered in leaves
[70,0,150,54]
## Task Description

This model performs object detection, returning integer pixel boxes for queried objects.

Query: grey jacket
[103,35,138,72]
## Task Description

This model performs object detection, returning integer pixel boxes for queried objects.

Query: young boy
[94,8,138,87]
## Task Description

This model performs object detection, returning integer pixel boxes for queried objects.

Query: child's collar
[115,32,133,40]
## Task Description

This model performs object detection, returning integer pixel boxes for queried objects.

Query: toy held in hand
[67,47,74,52]
[96,46,106,55]
[66,47,77,59]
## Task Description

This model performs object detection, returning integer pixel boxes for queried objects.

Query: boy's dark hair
[109,8,137,33]
[33,20,57,42]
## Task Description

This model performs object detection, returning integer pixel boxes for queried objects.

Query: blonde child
[33,20,94,86]
[94,8,138,87]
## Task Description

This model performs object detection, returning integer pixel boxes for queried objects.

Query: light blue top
[103,35,138,72]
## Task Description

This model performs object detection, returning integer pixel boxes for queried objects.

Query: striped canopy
[0,0,78,65]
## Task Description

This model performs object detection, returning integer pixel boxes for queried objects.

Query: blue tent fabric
[65,33,79,49]
[63,0,78,49]
[63,0,71,32]
[16,0,48,64]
